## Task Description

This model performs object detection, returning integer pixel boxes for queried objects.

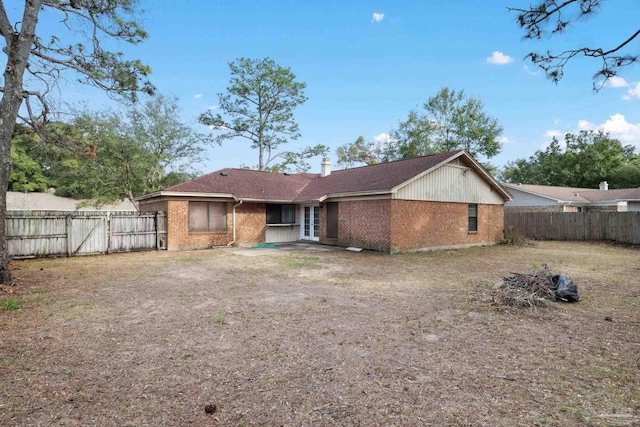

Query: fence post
[66,214,72,257]
[106,212,112,254]
[155,211,160,250]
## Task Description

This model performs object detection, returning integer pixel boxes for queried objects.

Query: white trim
[135,191,237,201]
[299,204,320,242]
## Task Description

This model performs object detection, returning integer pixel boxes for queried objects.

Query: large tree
[0,0,153,284]
[509,0,639,88]
[26,96,202,203]
[501,130,635,188]
[336,135,382,168]
[338,87,503,167]
[199,57,327,172]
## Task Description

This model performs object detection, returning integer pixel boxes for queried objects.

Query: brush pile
[492,264,580,307]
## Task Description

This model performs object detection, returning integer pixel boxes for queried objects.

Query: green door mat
[252,243,279,248]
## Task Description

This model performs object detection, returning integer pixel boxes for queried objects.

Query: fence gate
[6,210,167,259]
[68,214,107,256]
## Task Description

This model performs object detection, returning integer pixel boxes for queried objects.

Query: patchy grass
[2,241,639,426]
[4,297,21,310]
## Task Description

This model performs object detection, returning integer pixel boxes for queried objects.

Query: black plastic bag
[552,274,581,302]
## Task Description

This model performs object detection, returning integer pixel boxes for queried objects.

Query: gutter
[227,198,244,246]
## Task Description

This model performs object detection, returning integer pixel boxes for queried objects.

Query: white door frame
[299,204,320,241]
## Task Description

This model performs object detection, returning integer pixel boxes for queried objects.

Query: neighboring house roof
[6,191,137,211]
[138,150,511,203]
[579,188,640,202]
[502,183,640,204]
[502,183,591,203]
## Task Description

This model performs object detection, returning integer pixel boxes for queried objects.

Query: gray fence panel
[6,210,167,259]
[109,212,158,252]
[505,212,640,244]
[6,212,68,258]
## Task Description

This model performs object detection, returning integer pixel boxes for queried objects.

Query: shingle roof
[152,150,508,202]
[579,188,640,202]
[295,151,461,200]
[502,183,640,203]
[164,168,316,201]
[502,183,592,202]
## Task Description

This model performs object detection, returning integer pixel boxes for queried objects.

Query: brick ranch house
[137,150,512,253]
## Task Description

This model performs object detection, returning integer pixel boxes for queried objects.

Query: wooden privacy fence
[6,211,167,259]
[505,212,640,245]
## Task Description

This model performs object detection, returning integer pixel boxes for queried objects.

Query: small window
[326,202,338,238]
[189,202,227,232]
[266,204,296,224]
[468,203,478,233]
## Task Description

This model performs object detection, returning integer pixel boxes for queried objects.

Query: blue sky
[11,0,640,174]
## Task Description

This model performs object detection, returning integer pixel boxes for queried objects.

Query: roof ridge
[331,150,463,173]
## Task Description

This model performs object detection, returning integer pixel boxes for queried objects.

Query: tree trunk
[0,0,42,284]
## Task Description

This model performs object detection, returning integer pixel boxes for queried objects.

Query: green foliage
[12,96,203,203]
[199,57,323,171]
[609,158,640,188]
[336,136,382,168]
[501,131,636,188]
[266,144,330,173]
[9,140,49,192]
[336,88,503,167]
[388,87,503,162]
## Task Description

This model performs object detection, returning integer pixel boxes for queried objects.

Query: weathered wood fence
[505,212,640,245]
[6,211,167,259]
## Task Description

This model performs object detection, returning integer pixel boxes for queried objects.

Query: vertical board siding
[505,212,640,244]
[265,225,300,243]
[6,210,167,259]
[396,165,505,205]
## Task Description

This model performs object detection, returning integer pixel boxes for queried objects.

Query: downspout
[227,198,243,246]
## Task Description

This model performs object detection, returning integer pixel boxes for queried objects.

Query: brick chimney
[599,181,609,191]
[321,157,331,177]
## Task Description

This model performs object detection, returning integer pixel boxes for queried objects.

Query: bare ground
[1,241,638,426]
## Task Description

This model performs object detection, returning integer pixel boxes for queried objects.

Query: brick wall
[139,200,168,213]
[390,200,504,252]
[140,199,266,250]
[320,199,392,252]
[235,202,266,243]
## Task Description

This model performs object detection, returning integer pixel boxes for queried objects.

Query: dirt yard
[1,241,638,426]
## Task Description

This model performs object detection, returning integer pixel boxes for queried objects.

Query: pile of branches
[492,264,556,307]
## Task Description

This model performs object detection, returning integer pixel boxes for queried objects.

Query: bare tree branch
[0,2,12,42]
[509,0,639,89]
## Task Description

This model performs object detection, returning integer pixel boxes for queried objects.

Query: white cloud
[577,120,595,131]
[194,93,203,99]
[498,136,513,144]
[207,105,218,110]
[487,51,513,65]
[554,118,561,125]
[584,114,640,144]
[625,82,640,100]
[544,130,563,139]
[523,65,540,76]
[541,129,565,149]
[374,132,392,143]
[604,76,629,88]
[550,114,640,149]
[372,12,384,23]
